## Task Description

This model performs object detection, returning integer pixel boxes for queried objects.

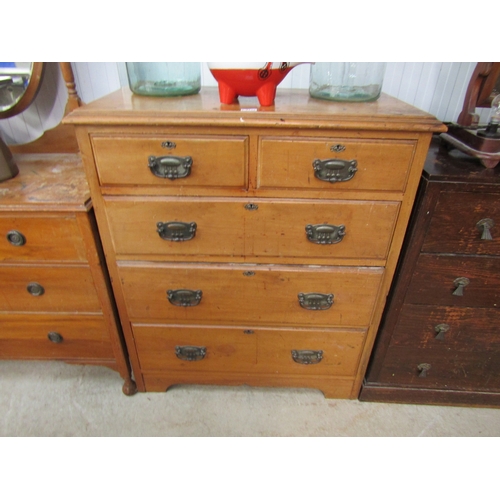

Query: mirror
[0,62,44,118]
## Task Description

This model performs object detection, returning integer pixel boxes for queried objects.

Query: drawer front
[118,263,383,327]
[258,137,415,192]
[0,215,88,262]
[133,324,364,377]
[0,314,114,359]
[91,135,248,188]
[105,197,398,260]
[0,265,101,312]
[377,346,500,392]
[405,254,500,308]
[422,192,500,256]
[388,304,500,352]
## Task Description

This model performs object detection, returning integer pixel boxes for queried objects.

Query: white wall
[1,62,494,145]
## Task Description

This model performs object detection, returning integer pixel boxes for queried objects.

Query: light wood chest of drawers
[66,88,445,397]
[0,154,135,394]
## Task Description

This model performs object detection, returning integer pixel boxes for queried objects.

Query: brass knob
[47,332,63,343]
[7,230,26,246]
[27,282,45,296]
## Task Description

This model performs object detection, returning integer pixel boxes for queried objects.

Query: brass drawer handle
[167,289,202,307]
[148,155,192,180]
[47,331,63,343]
[417,363,431,378]
[313,158,358,183]
[452,277,470,296]
[175,345,206,361]
[292,350,323,365]
[27,282,45,296]
[476,218,494,240]
[305,224,346,244]
[157,221,197,242]
[434,323,450,340]
[7,230,26,246]
[298,292,334,310]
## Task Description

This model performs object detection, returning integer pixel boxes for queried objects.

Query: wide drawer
[118,262,383,327]
[422,192,500,256]
[376,346,500,392]
[0,265,101,312]
[91,134,248,188]
[0,215,88,262]
[388,304,500,352]
[133,324,364,377]
[105,197,398,261]
[0,313,114,359]
[258,137,416,192]
[405,254,500,308]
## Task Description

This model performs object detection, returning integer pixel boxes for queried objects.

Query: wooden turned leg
[122,377,138,396]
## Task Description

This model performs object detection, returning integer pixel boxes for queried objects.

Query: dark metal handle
[434,323,450,340]
[148,155,192,180]
[476,218,494,240]
[47,331,63,343]
[313,158,358,183]
[452,277,470,296]
[298,292,334,310]
[7,230,26,246]
[167,289,202,307]
[157,221,197,242]
[305,224,346,245]
[175,345,206,361]
[292,350,323,364]
[418,363,431,378]
[27,282,44,296]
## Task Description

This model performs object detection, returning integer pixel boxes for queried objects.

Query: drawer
[0,313,114,360]
[118,262,383,327]
[377,346,500,392]
[422,192,500,256]
[0,265,101,312]
[91,134,248,188]
[405,254,500,308]
[105,197,399,261]
[258,137,416,192]
[0,215,88,262]
[388,304,500,351]
[133,324,364,377]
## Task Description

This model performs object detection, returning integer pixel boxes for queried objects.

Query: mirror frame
[0,62,45,119]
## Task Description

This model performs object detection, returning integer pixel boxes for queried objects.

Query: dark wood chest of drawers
[360,137,500,407]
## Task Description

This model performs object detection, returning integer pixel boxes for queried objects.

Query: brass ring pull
[298,292,334,310]
[292,350,323,365]
[175,346,206,361]
[7,230,26,246]
[476,218,494,240]
[434,323,450,340]
[27,282,44,296]
[47,331,63,343]
[157,221,197,242]
[452,277,470,296]
[167,289,202,307]
[305,224,346,244]
[417,363,431,378]
[148,155,192,179]
[312,158,358,183]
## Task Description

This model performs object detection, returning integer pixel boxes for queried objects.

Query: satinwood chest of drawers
[360,137,500,407]
[65,88,445,397]
[0,154,135,394]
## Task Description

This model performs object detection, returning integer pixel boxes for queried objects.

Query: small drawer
[388,304,500,352]
[0,215,88,262]
[91,134,248,188]
[377,346,500,392]
[405,254,500,308]
[0,265,102,313]
[105,197,398,261]
[0,313,115,360]
[258,137,415,192]
[118,262,383,328]
[422,192,500,256]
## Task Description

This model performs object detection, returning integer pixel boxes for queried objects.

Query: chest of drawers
[360,137,500,406]
[0,154,135,394]
[65,88,444,397]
